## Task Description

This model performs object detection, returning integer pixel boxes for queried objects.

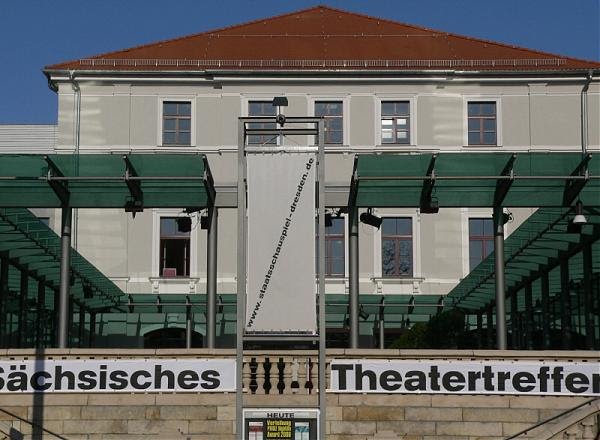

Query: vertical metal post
[348,205,359,349]
[524,283,533,350]
[476,312,483,348]
[378,301,385,350]
[58,207,72,348]
[541,272,551,349]
[0,254,8,347]
[582,244,594,349]
[36,280,45,348]
[206,206,218,349]
[486,305,494,348]
[510,291,519,349]
[89,312,96,348]
[186,304,193,349]
[317,119,326,440]
[560,259,572,349]
[493,206,507,350]
[236,119,246,438]
[18,270,28,348]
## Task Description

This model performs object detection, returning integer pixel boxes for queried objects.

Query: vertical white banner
[246,153,316,333]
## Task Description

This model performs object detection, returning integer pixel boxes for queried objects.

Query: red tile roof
[46,5,600,72]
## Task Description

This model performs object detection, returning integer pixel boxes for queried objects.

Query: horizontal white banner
[329,359,600,396]
[0,359,235,393]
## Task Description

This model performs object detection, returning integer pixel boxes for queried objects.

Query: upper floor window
[467,102,496,146]
[248,101,276,145]
[162,101,191,146]
[325,217,345,277]
[381,101,410,144]
[469,218,494,271]
[381,217,413,277]
[159,217,190,277]
[315,101,343,144]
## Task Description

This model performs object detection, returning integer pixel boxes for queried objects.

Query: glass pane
[329,131,343,144]
[468,132,480,145]
[382,218,396,236]
[160,218,177,235]
[381,102,395,116]
[468,118,480,131]
[314,102,327,116]
[469,218,483,236]
[470,241,483,265]
[179,118,191,130]
[331,258,344,275]
[331,239,344,258]
[382,129,393,142]
[381,119,393,127]
[482,103,496,116]
[179,132,191,145]
[396,118,407,127]
[328,117,343,131]
[382,240,396,276]
[328,218,345,235]
[483,218,494,236]
[396,102,410,115]
[399,240,411,257]
[396,131,408,139]
[468,103,481,116]
[483,132,496,145]
[163,131,176,144]
[397,218,412,235]
[327,102,342,115]
[163,118,176,130]
[483,118,496,131]
[484,239,494,258]
[178,102,191,116]
[163,103,178,116]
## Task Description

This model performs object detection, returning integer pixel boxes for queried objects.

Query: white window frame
[460,208,493,276]
[157,97,196,147]
[372,209,421,280]
[152,209,198,279]
[375,95,417,146]
[308,96,350,146]
[462,96,502,147]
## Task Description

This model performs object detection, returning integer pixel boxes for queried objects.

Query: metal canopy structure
[350,152,599,208]
[0,208,123,309]
[0,154,214,209]
[447,208,600,310]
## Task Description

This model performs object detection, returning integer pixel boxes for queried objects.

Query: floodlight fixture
[272,96,288,107]
[360,208,382,229]
[572,200,587,225]
[177,217,192,233]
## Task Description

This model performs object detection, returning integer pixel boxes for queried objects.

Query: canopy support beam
[206,206,218,348]
[563,153,591,206]
[494,154,516,206]
[44,156,69,206]
[57,207,72,348]
[493,206,507,350]
[419,154,437,212]
[123,156,143,214]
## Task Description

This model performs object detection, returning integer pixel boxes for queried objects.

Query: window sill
[371,277,425,284]
[463,144,502,148]
[149,277,200,283]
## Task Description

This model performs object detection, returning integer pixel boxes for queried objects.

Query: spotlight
[325,213,333,228]
[420,198,439,214]
[573,201,587,225]
[359,308,369,320]
[200,214,209,230]
[272,96,288,107]
[276,114,286,126]
[176,217,192,233]
[360,209,382,229]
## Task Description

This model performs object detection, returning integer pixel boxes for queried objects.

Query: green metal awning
[446,207,600,311]
[350,152,600,208]
[0,208,125,311]
[0,154,214,209]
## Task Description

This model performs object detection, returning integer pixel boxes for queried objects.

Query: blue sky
[1,0,598,124]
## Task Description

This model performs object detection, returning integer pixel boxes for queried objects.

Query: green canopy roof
[0,208,125,311]
[0,154,214,209]
[351,152,600,208]
[446,207,600,311]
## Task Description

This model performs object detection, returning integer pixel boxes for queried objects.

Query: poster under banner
[329,359,600,396]
[246,153,317,333]
[0,359,235,393]
[243,409,319,440]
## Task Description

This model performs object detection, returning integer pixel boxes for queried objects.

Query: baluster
[305,357,314,394]
[256,356,266,394]
[276,357,285,394]
[282,357,293,395]
[242,357,251,393]
[263,357,272,394]
[290,358,300,394]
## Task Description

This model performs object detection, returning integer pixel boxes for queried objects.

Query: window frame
[158,97,196,147]
[152,209,198,279]
[468,217,494,271]
[380,216,414,279]
[323,216,346,278]
[309,96,349,146]
[376,96,417,146]
[247,100,278,145]
[463,97,502,147]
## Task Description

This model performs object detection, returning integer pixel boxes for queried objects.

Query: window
[381,218,413,277]
[315,101,343,144]
[248,101,277,144]
[469,218,494,271]
[467,102,497,145]
[38,217,49,226]
[159,217,190,277]
[324,217,345,277]
[162,101,191,146]
[381,101,410,144]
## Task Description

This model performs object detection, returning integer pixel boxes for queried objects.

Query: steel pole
[560,259,572,349]
[541,272,551,349]
[0,254,8,347]
[349,205,359,348]
[582,244,594,349]
[525,283,533,350]
[493,206,507,350]
[36,280,45,348]
[89,312,96,348]
[510,291,519,349]
[186,305,193,349]
[206,206,218,348]
[18,269,28,348]
[236,119,246,437]
[57,207,72,348]
[317,120,326,440]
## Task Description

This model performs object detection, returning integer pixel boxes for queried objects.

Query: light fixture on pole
[360,208,382,229]
[272,96,288,126]
[573,200,587,225]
